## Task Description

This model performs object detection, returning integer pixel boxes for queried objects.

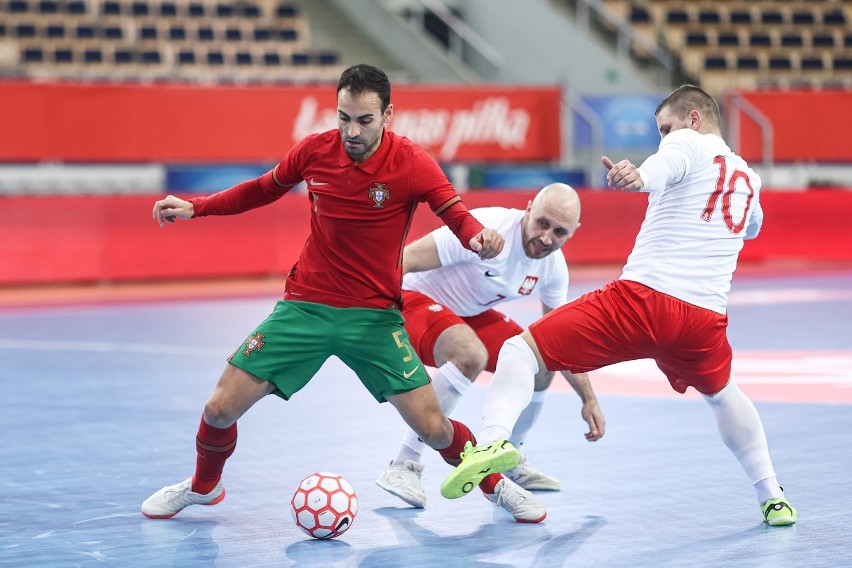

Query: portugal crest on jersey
[369,183,389,208]
[242,332,265,357]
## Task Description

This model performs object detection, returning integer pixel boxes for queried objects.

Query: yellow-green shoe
[440,439,520,499]
[762,497,797,526]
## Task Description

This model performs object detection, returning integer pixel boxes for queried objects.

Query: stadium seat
[139,49,161,64]
[253,27,272,41]
[317,51,338,66]
[224,27,242,41]
[761,10,784,26]
[704,54,728,71]
[102,1,121,16]
[728,9,752,26]
[103,25,124,40]
[812,32,836,49]
[792,11,815,26]
[15,23,37,38]
[176,49,196,65]
[800,55,825,72]
[139,25,158,41]
[263,51,281,66]
[736,55,759,71]
[75,23,96,39]
[241,3,261,18]
[277,28,298,41]
[9,0,29,14]
[196,26,215,41]
[276,3,298,18]
[187,3,204,17]
[113,48,135,64]
[206,50,225,65]
[66,0,86,14]
[159,2,177,17]
[698,9,720,25]
[215,3,234,17]
[291,52,310,66]
[717,31,740,47]
[37,0,59,14]
[22,46,44,62]
[235,51,252,66]
[168,25,187,41]
[685,30,708,47]
[45,23,66,38]
[83,47,103,64]
[131,1,150,17]
[53,46,73,63]
[749,32,772,48]
[780,33,803,48]
[768,54,793,72]
[823,9,846,27]
[666,8,688,25]
[833,55,852,71]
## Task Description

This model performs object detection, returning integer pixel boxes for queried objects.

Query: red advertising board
[731,90,852,163]
[0,81,561,163]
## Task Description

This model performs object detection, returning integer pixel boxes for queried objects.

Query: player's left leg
[467,311,561,491]
[702,377,797,525]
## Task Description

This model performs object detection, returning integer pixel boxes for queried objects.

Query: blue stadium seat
[698,9,720,25]
[66,0,86,14]
[113,48,135,64]
[139,25,158,40]
[792,11,815,26]
[103,25,124,40]
[291,52,310,66]
[277,28,298,41]
[15,23,37,38]
[140,49,161,64]
[45,23,66,38]
[736,55,759,70]
[761,10,784,25]
[177,49,196,65]
[159,2,177,17]
[253,27,272,41]
[800,55,824,71]
[812,32,835,49]
[83,47,103,63]
[666,9,688,25]
[187,3,204,17]
[131,1,150,16]
[704,54,728,71]
[823,9,846,26]
[207,50,225,65]
[53,47,73,63]
[196,26,215,41]
[75,23,96,39]
[37,0,59,13]
[224,27,242,41]
[749,32,772,48]
[9,0,29,14]
[768,54,792,71]
[22,47,44,62]
[215,3,234,17]
[717,32,739,47]
[317,51,338,66]
[168,25,186,41]
[102,1,121,16]
[685,31,708,47]
[276,3,298,18]
[780,33,803,48]
[729,9,752,26]
[263,52,281,66]
[235,51,252,66]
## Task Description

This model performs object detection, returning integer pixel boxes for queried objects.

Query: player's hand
[602,155,644,192]
[469,228,504,259]
[152,195,194,227]
[580,398,606,442]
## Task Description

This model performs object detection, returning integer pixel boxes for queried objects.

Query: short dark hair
[656,85,721,129]
[337,64,391,112]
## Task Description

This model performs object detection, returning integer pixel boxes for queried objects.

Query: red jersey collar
[337,129,394,173]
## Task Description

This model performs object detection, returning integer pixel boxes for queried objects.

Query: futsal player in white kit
[377,183,605,521]
[441,85,797,526]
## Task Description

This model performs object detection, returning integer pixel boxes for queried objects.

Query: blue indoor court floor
[1,265,851,568]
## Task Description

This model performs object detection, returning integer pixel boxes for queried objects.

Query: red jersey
[190,129,484,310]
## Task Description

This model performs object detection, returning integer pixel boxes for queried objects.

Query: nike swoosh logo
[485,270,499,277]
[403,366,420,379]
[310,177,329,186]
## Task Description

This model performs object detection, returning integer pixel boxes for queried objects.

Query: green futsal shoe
[440,439,520,499]
[762,496,797,526]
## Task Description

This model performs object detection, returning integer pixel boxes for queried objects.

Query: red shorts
[529,279,732,395]
[401,290,523,372]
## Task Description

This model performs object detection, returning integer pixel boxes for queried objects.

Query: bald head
[521,183,581,259]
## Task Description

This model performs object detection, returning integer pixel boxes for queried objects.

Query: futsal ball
[290,472,358,539]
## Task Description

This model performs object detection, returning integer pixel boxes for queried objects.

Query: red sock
[191,416,237,494]
[479,473,503,494]
[437,419,475,467]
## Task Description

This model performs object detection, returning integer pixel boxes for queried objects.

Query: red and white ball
[290,472,358,539]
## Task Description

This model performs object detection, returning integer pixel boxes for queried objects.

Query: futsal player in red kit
[142,64,533,521]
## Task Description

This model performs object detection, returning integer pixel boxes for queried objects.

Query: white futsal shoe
[376,460,427,508]
[141,478,225,519]
[504,454,562,491]
[485,478,547,523]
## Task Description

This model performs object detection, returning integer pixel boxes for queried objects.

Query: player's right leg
[142,300,329,519]
[141,364,275,518]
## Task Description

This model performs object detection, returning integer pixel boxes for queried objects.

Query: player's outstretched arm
[562,371,605,442]
[601,156,644,192]
[468,227,504,260]
[152,195,195,227]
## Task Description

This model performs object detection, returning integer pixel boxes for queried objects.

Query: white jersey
[621,128,763,314]
[403,207,570,317]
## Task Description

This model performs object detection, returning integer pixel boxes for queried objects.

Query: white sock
[394,362,470,464]
[703,377,783,504]
[479,336,538,445]
[509,389,546,450]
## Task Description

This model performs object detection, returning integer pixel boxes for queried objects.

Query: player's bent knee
[203,399,238,429]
